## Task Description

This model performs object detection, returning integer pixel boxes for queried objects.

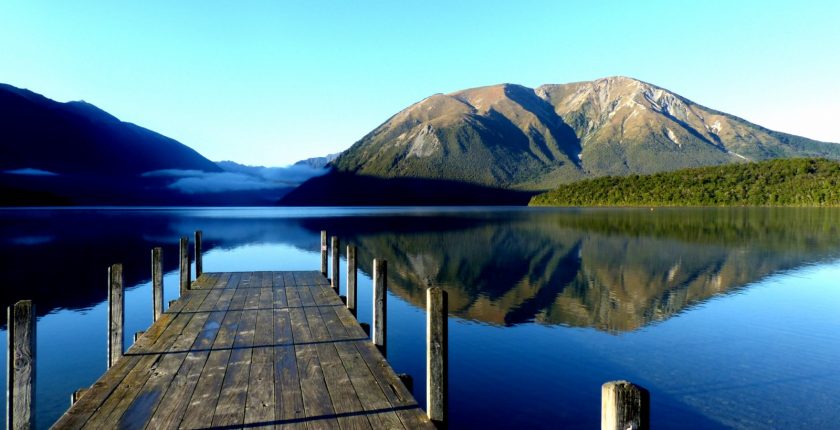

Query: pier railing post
[320,230,328,278]
[331,236,340,293]
[108,263,124,369]
[347,245,357,317]
[152,247,163,321]
[6,300,35,430]
[601,380,650,430]
[70,388,88,406]
[426,287,448,428]
[372,258,387,356]
[179,236,190,295]
[194,230,203,279]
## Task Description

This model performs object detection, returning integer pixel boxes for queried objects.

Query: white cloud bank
[142,164,328,194]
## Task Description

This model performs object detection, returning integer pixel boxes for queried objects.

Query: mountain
[293,152,342,169]
[283,76,840,204]
[0,83,291,205]
[0,83,220,175]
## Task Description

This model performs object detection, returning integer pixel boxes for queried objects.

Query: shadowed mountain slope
[0,83,221,175]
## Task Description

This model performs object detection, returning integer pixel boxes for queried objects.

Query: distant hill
[284,76,840,205]
[530,158,840,207]
[0,83,294,205]
[293,152,341,169]
[0,83,220,175]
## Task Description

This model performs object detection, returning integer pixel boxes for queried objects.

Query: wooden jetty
[52,269,435,429]
[6,229,648,429]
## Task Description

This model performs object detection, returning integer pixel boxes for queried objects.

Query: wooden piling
[320,230,328,277]
[70,388,87,406]
[108,263,124,369]
[331,236,340,293]
[601,380,650,430]
[179,236,190,295]
[372,258,387,355]
[194,230,203,278]
[426,287,448,427]
[6,300,35,430]
[347,244,357,317]
[398,373,414,392]
[152,247,163,322]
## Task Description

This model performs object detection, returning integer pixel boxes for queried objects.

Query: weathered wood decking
[53,271,435,429]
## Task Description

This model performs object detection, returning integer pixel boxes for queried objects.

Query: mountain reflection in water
[2,207,840,331]
[335,208,840,331]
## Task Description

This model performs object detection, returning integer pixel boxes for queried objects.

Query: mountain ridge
[288,76,840,205]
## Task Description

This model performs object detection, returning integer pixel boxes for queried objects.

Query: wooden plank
[308,285,338,308]
[321,305,405,430]
[152,247,163,322]
[77,289,214,429]
[283,272,296,290]
[243,282,276,427]
[288,298,339,430]
[52,284,210,429]
[286,282,303,309]
[297,284,318,309]
[143,275,236,429]
[7,300,35,430]
[178,280,250,429]
[273,273,289,309]
[85,287,222,429]
[211,287,261,427]
[330,300,433,429]
[426,287,448,426]
[274,299,304,430]
[305,303,371,430]
[109,287,227,429]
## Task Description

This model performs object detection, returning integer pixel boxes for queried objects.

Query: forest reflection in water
[337,207,840,331]
[2,207,840,331]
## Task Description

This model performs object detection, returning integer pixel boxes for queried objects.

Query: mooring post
[601,380,650,430]
[108,263,124,369]
[346,244,357,317]
[152,247,163,322]
[70,388,88,406]
[194,230,203,279]
[372,258,387,356]
[320,230,328,278]
[179,236,190,295]
[427,287,448,428]
[331,236,340,293]
[6,300,35,430]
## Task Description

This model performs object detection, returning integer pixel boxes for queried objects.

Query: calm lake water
[2,207,840,429]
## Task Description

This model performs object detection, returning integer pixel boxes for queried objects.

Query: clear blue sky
[1,1,838,166]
